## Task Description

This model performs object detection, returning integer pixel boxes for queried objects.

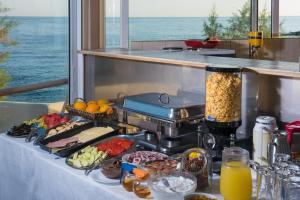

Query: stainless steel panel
[83,55,300,136]
[85,55,206,100]
[257,75,300,125]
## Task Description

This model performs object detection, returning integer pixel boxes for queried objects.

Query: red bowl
[202,40,220,48]
[185,40,204,49]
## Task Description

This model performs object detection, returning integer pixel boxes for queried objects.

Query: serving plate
[88,170,120,185]
[6,122,38,139]
[6,128,30,138]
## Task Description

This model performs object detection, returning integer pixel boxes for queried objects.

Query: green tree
[202,5,223,38]
[258,6,271,38]
[222,0,251,39]
[226,1,284,38]
[0,2,16,99]
[258,4,285,38]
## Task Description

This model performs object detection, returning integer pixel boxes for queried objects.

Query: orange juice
[220,161,252,200]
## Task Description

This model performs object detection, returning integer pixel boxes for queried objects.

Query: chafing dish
[118,92,205,138]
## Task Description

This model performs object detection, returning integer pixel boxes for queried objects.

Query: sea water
[0,16,300,103]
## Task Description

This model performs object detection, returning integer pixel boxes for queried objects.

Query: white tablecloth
[0,133,224,200]
[0,133,143,200]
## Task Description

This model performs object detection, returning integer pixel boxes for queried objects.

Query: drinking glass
[285,175,300,200]
[220,147,252,200]
[256,166,274,200]
[273,169,290,200]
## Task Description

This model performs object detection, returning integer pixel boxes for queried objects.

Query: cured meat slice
[126,151,168,165]
[46,137,79,148]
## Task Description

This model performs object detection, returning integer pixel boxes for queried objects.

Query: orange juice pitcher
[220,147,252,200]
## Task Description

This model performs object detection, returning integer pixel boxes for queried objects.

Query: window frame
[70,0,83,103]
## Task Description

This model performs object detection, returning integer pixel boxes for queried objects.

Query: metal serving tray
[39,122,119,157]
[65,134,136,170]
[123,93,204,122]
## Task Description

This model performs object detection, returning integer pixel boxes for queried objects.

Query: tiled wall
[131,38,300,62]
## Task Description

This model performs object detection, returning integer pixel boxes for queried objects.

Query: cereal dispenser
[204,65,242,161]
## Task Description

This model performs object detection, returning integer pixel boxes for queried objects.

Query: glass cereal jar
[205,65,242,127]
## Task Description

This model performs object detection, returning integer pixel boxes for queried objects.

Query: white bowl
[149,171,197,200]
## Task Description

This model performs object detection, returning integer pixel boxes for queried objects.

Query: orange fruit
[85,104,99,113]
[87,100,97,105]
[97,99,107,106]
[106,107,114,115]
[73,101,87,111]
[99,104,110,113]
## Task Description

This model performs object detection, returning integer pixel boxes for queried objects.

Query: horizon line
[5,15,300,18]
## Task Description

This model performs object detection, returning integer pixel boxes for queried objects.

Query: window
[105,0,120,48]
[105,0,252,48]
[258,0,271,38]
[280,0,300,37]
[128,0,250,44]
[0,0,69,103]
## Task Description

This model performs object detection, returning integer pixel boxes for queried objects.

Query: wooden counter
[80,49,300,78]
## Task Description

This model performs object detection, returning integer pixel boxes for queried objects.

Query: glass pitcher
[220,147,252,200]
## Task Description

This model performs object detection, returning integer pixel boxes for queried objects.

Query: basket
[65,105,106,120]
[65,98,115,121]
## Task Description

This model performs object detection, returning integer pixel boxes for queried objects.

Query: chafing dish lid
[123,93,204,121]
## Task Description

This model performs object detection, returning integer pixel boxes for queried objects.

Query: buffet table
[0,133,141,200]
[0,133,225,200]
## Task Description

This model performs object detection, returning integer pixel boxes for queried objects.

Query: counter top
[80,49,300,78]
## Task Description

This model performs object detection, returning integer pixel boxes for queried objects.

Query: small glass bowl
[149,171,197,200]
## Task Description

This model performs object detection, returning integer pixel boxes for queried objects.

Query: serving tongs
[51,141,82,154]
[25,128,39,143]
[85,155,122,176]
[84,157,105,176]
[25,126,47,144]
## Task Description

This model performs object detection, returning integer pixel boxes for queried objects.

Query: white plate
[88,170,120,185]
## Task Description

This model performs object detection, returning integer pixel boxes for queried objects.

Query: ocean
[0,17,69,103]
[1,16,300,103]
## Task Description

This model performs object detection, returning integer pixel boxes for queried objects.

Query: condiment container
[182,148,210,190]
[132,169,152,199]
[253,116,277,165]
[122,171,136,192]
[101,158,122,179]
[286,121,300,160]
[121,162,137,192]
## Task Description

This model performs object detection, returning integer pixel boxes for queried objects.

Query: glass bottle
[220,147,252,200]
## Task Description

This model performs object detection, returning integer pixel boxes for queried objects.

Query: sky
[2,0,300,17]
[2,0,68,17]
